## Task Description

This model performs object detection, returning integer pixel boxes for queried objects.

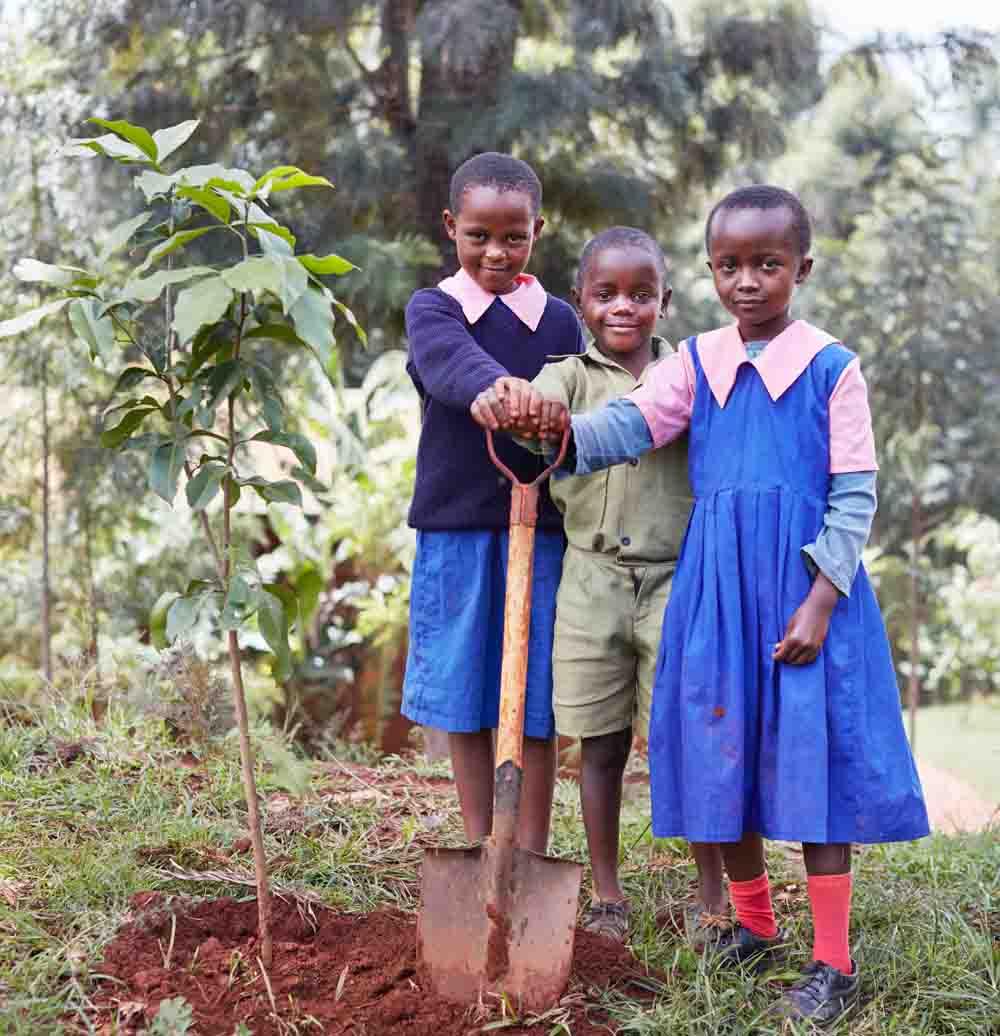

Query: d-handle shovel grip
[486,425,571,494]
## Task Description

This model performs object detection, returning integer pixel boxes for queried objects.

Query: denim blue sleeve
[801,471,877,596]
[551,399,653,478]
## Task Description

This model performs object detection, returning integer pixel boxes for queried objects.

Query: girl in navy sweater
[402,152,584,851]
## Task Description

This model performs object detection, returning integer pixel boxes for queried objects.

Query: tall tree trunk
[82,490,99,673]
[40,356,53,684]
[413,0,524,281]
[907,489,922,748]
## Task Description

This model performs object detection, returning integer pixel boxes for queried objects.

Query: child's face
[443,185,544,296]
[707,206,813,340]
[574,246,669,362]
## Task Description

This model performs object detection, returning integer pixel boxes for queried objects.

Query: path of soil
[915,758,998,834]
[91,894,664,1035]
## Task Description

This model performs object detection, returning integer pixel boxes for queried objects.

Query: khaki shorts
[552,545,674,739]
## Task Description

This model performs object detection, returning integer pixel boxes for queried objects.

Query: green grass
[0,696,997,1035]
[912,700,1000,804]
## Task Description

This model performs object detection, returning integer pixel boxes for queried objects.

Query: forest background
[1,0,998,762]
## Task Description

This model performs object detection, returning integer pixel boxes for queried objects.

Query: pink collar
[697,320,838,407]
[438,268,548,331]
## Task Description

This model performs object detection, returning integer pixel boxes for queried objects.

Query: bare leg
[691,842,728,913]
[720,831,766,882]
[518,734,558,853]
[449,730,494,843]
[580,728,632,902]
[802,843,851,876]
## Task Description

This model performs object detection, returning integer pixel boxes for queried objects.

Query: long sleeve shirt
[405,271,584,530]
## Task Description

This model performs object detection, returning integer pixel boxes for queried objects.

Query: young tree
[0,116,362,966]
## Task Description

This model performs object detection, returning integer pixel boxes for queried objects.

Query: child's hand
[773,573,840,665]
[470,377,532,430]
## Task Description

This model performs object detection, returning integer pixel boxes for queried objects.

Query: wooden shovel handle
[485,426,571,496]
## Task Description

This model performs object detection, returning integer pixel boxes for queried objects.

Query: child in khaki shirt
[472,227,726,941]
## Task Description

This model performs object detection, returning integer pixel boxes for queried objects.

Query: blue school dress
[647,334,930,845]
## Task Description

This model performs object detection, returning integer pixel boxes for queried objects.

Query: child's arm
[405,291,509,411]
[774,357,879,665]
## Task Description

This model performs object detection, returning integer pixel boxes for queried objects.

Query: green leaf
[186,327,228,378]
[257,588,291,680]
[185,461,228,511]
[254,165,334,197]
[120,266,216,304]
[290,464,328,498]
[136,225,224,275]
[220,573,258,630]
[69,299,116,361]
[222,256,282,300]
[335,300,367,347]
[251,224,296,253]
[246,363,283,433]
[292,565,324,626]
[151,119,200,162]
[0,298,72,338]
[12,258,84,286]
[202,359,248,411]
[166,595,202,643]
[113,367,162,395]
[87,117,158,161]
[150,591,180,650]
[243,323,308,347]
[290,286,336,368]
[134,169,177,201]
[172,275,235,344]
[98,210,153,265]
[149,440,186,503]
[100,405,158,448]
[68,132,150,164]
[250,430,317,476]
[175,164,256,194]
[239,477,303,507]
[176,185,231,224]
[297,252,357,277]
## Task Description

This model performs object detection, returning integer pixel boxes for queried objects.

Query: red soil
[91,894,662,1035]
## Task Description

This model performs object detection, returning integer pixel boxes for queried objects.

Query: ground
[0,700,997,1035]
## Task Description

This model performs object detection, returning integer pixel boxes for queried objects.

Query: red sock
[729,871,778,939]
[808,873,853,974]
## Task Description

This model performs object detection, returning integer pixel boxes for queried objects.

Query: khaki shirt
[529,337,692,565]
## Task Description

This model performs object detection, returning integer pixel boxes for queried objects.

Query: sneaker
[581,899,630,942]
[774,960,860,1026]
[712,924,786,970]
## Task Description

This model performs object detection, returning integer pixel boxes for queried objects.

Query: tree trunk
[82,490,100,673]
[40,356,52,684]
[907,489,922,748]
[413,0,524,281]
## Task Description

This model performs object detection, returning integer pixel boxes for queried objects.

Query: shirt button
[622,536,631,546]
[629,458,638,466]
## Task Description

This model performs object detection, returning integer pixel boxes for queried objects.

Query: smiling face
[443,185,544,296]
[574,245,669,374]
[707,205,813,341]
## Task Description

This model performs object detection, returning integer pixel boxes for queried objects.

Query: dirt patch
[916,758,998,833]
[90,895,662,1035]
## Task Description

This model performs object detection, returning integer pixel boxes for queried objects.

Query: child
[473,227,727,944]
[401,152,584,854]
[508,186,930,1024]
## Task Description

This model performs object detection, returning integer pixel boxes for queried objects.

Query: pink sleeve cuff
[627,344,695,448]
[829,358,878,472]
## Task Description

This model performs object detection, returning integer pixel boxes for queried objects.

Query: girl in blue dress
[503,186,929,1025]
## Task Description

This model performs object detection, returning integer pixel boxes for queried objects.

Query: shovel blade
[418,844,582,1013]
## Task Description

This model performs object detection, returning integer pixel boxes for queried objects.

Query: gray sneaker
[774,960,861,1026]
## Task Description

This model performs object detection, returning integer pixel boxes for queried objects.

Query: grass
[911,700,1000,804]
[0,694,997,1035]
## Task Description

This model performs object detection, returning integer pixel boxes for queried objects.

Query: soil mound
[92,894,663,1035]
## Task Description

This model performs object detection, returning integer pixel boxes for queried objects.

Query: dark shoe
[581,899,630,942]
[713,924,786,969]
[774,960,860,1027]
[683,902,733,952]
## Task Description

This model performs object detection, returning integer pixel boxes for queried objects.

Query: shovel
[417,427,583,1013]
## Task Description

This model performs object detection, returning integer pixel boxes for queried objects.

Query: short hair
[449,152,543,217]
[576,226,669,291]
[705,185,812,256]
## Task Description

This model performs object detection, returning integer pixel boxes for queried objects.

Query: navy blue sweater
[405,287,584,530]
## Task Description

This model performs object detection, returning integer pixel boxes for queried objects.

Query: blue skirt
[402,529,563,739]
